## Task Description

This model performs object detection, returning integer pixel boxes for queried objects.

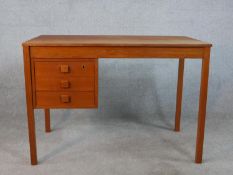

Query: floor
[0,101,233,175]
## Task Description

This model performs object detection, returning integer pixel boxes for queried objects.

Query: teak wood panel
[30,46,204,59]
[34,61,95,77]
[36,91,96,108]
[35,76,95,91]
[23,35,212,47]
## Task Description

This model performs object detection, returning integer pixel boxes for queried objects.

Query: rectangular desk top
[23,35,212,48]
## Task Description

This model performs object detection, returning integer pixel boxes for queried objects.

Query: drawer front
[36,91,96,108]
[35,76,94,91]
[35,61,95,77]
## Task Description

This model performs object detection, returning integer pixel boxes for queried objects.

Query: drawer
[34,61,95,77]
[35,76,94,91]
[36,91,96,108]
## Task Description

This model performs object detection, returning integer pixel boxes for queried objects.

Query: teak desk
[22,35,212,165]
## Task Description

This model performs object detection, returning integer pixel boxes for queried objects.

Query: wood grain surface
[23,35,212,47]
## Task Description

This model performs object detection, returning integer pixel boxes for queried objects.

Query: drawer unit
[32,59,98,108]
[36,91,96,108]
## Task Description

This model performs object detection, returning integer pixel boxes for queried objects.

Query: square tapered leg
[45,109,51,133]
[195,48,210,163]
[174,58,185,132]
[24,46,38,165]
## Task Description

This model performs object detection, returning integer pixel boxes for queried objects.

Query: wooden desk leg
[174,58,185,132]
[23,46,38,165]
[27,108,37,165]
[44,109,51,132]
[195,48,210,163]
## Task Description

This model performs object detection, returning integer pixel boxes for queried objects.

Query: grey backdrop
[0,0,233,174]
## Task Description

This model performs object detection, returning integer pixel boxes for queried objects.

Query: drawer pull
[60,95,71,103]
[60,65,70,73]
[60,80,70,88]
